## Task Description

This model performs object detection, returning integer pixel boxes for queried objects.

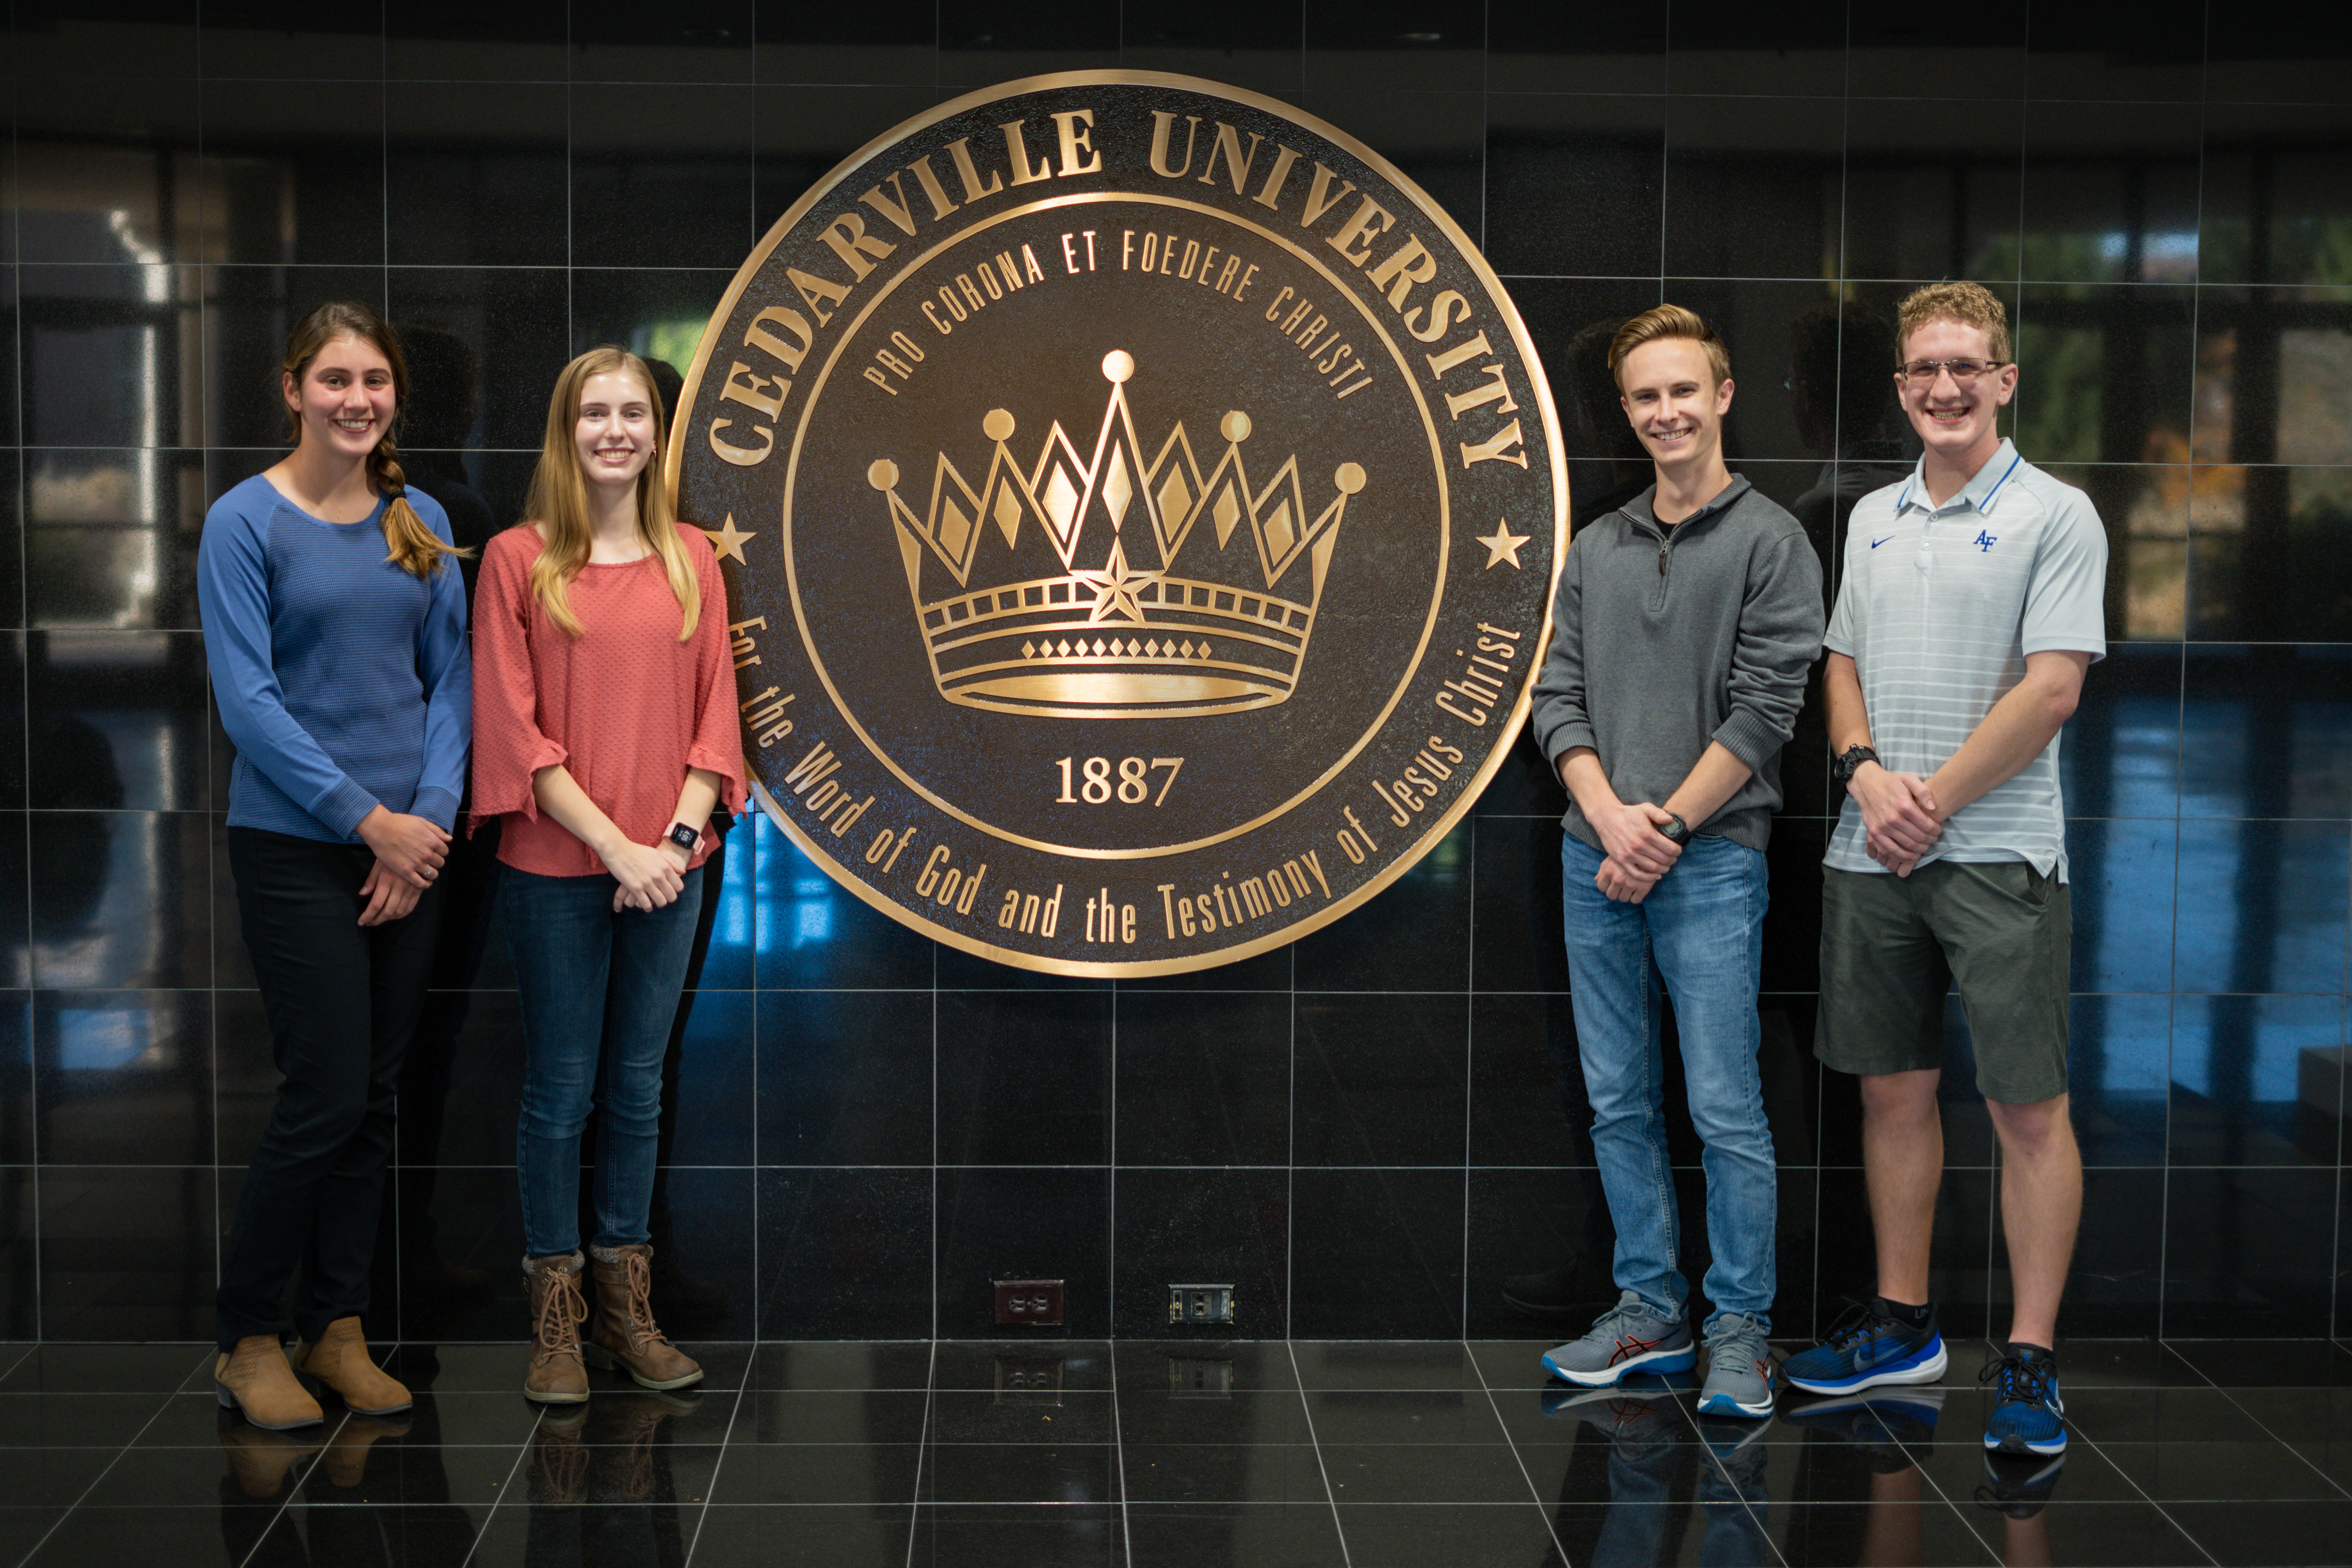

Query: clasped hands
[605,836,695,913]
[354,805,448,927]
[1591,800,1681,903]
[1850,763,1942,876]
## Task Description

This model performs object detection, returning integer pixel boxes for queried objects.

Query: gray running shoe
[1541,1291,1695,1387]
[1699,1312,1776,1418]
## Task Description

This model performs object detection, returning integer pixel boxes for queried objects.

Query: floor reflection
[10,1337,2315,1567]
[1539,1372,1773,1566]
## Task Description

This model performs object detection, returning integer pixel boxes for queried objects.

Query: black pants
[218,827,445,1351]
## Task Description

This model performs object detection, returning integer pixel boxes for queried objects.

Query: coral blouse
[470,523,746,878]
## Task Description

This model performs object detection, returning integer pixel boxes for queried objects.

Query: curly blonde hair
[1895,281,2011,363]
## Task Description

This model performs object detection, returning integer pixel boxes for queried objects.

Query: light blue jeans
[1561,832,1776,1333]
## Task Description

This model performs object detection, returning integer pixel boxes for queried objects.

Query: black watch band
[665,822,700,855]
[1834,744,1880,786]
[1659,813,1692,846]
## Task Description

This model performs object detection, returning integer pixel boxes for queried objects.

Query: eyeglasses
[1897,357,2008,384]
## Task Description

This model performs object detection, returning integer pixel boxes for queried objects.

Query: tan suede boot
[583,1245,703,1391]
[214,1335,324,1431]
[293,1316,412,1416]
[524,1253,591,1404]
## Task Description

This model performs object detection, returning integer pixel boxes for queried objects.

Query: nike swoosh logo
[1870,535,1895,548]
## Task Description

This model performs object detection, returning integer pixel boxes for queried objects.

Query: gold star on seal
[701,513,755,563]
[1476,518,1530,570]
[1071,537,1158,623]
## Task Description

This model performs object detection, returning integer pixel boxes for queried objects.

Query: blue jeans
[1561,832,1775,1333]
[505,864,705,1259]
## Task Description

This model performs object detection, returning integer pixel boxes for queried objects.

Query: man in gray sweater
[1530,305,1824,1419]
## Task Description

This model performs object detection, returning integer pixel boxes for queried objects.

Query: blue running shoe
[1980,1346,2065,1455]
[1782,1299,1947,1395]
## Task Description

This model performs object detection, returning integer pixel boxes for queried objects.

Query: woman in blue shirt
[198,302,472,1430]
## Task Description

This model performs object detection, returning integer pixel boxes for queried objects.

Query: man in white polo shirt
[1783,281,2107,1461]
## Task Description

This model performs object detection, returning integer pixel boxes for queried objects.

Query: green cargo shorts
[1815,859,2071,1105]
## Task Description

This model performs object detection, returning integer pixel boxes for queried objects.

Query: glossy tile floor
[2,1337,2348,1567]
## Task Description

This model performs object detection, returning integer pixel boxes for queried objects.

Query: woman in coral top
[471,347,745,1402]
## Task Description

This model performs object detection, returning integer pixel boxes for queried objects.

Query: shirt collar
[1893,438,2023,517]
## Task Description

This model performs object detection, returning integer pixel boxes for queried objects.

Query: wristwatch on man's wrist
[664,821,700,857]
[1832,744,1880,788]
[1658,813,1693,846]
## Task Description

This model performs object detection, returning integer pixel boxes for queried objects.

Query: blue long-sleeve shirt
[198,474,472,842]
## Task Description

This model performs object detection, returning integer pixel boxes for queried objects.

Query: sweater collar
[1622,472,1752,539]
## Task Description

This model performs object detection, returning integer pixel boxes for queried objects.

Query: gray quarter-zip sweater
[1530,474,1825,853]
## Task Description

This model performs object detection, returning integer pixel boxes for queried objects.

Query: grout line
[679,1343,756,1565]
[1108,1333,1134,1568]
[13,1353,237,1568]
[2167,1341,2352,1505]
[1284,1340,1352,1566]
[1466,1340,1574,1562]
[2053,1410,2225,1564]
[1460,818,1476,1335]
[455,1400,547,1568]
[1662,1381,1795,1568]
[903,1337,937,1568]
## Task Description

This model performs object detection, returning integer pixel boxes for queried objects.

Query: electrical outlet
[993,1278,1065,1327]
[1166,1283,1236,1325]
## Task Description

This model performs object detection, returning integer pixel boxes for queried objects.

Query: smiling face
[284,332,396,459]
[1618,336,1734,474]
[573,370,658,491]
[1897,316,2018,470]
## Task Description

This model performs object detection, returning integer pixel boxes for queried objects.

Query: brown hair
[1895,280,2012,363]
[279,302,463,579]
[1608,303,1731,388]
[521,347,701,642]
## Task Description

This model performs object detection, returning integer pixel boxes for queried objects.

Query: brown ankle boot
[583,1245,703,1391]
[214,1335,323,1431]
[524,1253,591,1404]
[293,1317,411,1416]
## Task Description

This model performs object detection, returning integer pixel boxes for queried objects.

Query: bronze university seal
[671,71,1563,975]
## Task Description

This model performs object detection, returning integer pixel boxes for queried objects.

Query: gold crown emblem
[866,350,1367,719]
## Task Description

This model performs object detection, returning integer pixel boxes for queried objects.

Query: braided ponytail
[369,440,458,579]
[279,300,469,580]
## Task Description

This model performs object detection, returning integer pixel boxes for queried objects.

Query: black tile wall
[2,1,2348,1348]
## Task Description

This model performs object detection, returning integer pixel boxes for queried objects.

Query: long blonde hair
[280,302,463,579]
[521,346,700,641]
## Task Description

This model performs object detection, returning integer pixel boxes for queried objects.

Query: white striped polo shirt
[1823,439,2108,883]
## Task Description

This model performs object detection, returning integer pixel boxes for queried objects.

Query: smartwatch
[1658,813,1693,846]
[664,822,700,856]
[1832,744,1880,788]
